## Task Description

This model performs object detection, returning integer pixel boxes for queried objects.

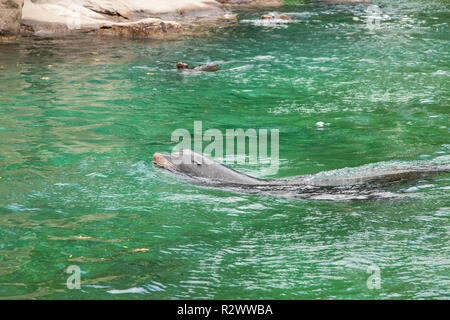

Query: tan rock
[19,0,286,39]
[319,0,369,3]
[84,0,225,19]
[21,0,109,34]
[99,18,183,39]
[217,0,282,8]
[0,0,24,41]
[20,0,224,37]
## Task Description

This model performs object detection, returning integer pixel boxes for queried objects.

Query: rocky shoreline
[1,0,369,42]
[0,0,279,41]
[0,0,24,42]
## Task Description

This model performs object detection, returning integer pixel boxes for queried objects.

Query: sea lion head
[153,149,260,184]
[176,62,190,69]
[153,149,215,175]
[261,14,275,20]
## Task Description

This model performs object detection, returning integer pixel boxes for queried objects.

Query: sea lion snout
[176,62,190,69]
[153,149,262,185]
[153,152,175,169]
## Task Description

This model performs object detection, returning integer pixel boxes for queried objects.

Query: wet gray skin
[193,63,221,72]
[153,149,450,199]
[153,149,263,185]
[176,62,221,72]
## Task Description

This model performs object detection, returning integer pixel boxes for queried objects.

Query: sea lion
[176,62,221,72]
[153,149,450,199]
[153,150,262,185]
[261,14,275,20]
[261,14,293,20]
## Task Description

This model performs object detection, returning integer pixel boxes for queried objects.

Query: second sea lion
[176,62,221,72]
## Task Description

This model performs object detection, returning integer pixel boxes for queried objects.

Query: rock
[83,0,225,20]
[319,0,369,3]
[21,0,111,34]
[20,0,226,37]
[99,18,183,39]
[19,0,287,39]
[217,0,283,7]
[0,0,24,42]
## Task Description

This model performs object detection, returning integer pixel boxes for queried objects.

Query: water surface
[0,0,449,299]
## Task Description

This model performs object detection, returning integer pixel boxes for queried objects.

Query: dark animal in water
[153,149,450,200]
[176,62,221,72]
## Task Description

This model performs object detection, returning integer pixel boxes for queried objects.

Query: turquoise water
[0,0,449,299]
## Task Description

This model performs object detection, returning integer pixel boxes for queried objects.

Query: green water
[0,0,449,299]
